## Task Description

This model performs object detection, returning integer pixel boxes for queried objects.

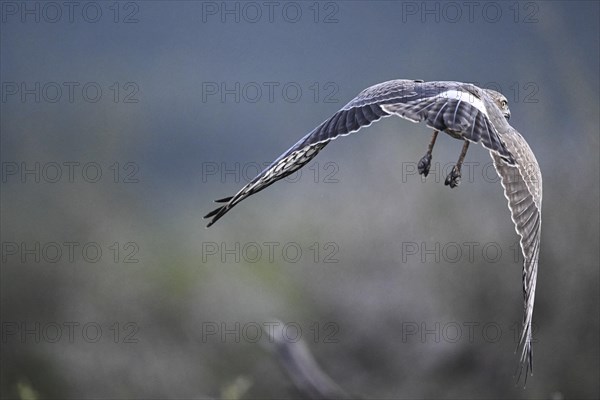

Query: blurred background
[1,1,598,399]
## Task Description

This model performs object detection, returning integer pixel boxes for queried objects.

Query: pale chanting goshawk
[205,79,542,383]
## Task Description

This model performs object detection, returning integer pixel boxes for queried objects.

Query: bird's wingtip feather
[215,196,233,203]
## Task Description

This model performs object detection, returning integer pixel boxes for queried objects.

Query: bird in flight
[204,79,542,383]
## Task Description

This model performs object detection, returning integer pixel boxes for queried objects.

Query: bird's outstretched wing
[205,79,516,227]
[491,124,542,385]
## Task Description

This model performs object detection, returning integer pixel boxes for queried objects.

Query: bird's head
[485,89,511,120]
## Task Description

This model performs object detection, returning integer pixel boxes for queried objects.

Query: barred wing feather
[491,125,542,384]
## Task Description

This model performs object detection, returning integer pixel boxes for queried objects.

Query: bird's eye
[501,100,508,107]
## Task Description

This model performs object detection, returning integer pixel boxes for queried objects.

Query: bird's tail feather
[204,198,235,227]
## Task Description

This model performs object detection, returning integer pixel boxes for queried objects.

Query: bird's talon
[445,166,461,188]
[418,153,432,177]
